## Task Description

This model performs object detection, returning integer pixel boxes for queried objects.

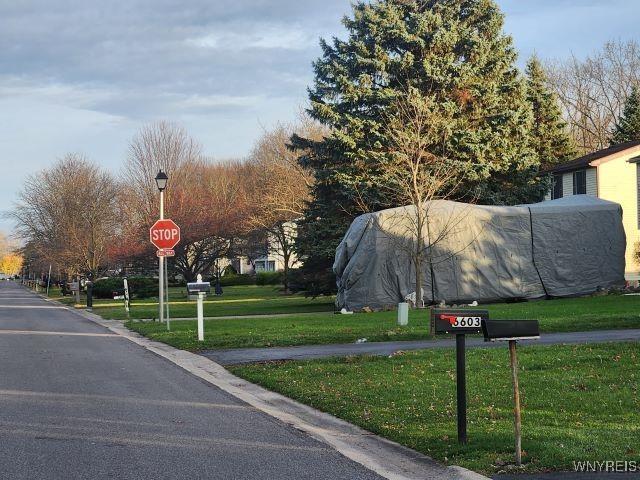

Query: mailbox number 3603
[452,316,481,328]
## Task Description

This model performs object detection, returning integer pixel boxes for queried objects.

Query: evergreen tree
[525,55,576,169]
[611,86,640,145]
[293,0,544,290]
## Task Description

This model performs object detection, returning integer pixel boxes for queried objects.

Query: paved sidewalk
[201,328,640,365]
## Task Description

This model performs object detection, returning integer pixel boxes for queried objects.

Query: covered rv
[333,196,626,310]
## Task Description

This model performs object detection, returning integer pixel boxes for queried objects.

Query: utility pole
[159,181,165,324]
[154,170,169,325]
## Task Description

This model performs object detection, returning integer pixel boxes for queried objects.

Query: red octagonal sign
[150,219,181,250]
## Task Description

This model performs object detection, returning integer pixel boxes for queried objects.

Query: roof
[545,140,640,173]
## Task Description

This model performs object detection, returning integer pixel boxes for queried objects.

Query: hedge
[256,271,282,285]
[93,276,157,299]
[219,274,255,286]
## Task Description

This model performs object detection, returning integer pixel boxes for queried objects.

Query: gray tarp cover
[334,196,626,310]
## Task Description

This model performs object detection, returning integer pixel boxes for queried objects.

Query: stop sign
[150,219,181,250]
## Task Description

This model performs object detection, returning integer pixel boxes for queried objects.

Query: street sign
[431,309,487,334]
[156,249,175,257]
[150,219,181,250]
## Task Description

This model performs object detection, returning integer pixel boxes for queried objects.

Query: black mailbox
[431,309,488,334]
[482,319,540,342]
[187,282,211,294]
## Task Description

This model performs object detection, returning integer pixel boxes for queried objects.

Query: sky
[1,0,639,234]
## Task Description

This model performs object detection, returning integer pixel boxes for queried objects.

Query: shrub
[219,273,255,286]
[288,266,336,296]
[223,265,238,275]
[128,276,157,298]
[256,271,282,285]
[92,278,126,299]
[93,276,157,299]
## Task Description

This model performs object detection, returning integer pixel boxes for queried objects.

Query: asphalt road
[202,328,640,365]
[0,282,383,480]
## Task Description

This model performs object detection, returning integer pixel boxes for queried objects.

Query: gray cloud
[0,0,639,234]
[0,0,346,118]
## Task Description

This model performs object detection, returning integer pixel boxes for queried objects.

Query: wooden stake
[509,340,522,466]
[456,334,467,444]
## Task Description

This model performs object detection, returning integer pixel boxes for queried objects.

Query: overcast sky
[1,0,639,234]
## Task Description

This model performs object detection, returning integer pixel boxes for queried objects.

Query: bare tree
[121,120,203,228]
[120,122,239,281]
[245,118,326,292]
[546,40,640,152]
[378,88,468,308]
[172,160,250,281]
[11,154,119,279]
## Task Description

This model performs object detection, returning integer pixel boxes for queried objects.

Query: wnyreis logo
[574,460,638,472]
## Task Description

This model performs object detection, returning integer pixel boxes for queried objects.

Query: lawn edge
[56,299,488,480]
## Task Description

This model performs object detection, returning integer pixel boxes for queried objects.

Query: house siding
[562,173,573,197]
[586,168,597,195]
[545,168,596,199]
[598,158,639,274]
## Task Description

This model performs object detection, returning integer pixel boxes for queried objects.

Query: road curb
[60,302,488,480]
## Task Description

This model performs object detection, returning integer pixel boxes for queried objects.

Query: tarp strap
[528,207,549,298]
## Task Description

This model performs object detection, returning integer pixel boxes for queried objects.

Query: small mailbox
[481,318,540,467]
[187,282,211,295]
[431,308,489,445]
[482,319,540,342]
[431,309,488,335]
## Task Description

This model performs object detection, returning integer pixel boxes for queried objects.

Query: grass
[127,311,431,350]
[124,294,640,351]
[229,342,640,474]
[51,285,335,318]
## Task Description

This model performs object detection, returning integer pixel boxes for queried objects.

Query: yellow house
[545,140,640,280]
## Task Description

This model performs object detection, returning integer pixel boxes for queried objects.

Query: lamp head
[155,170,168,191]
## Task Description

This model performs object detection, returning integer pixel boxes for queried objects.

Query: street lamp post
[155,170,168,325]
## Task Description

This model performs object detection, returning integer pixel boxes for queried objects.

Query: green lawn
[125,294,640,351]
[51,285,335,318]
[230,343,640,474]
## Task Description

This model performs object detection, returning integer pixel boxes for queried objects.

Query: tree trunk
[282,252,290,294]
[414,254,422,309]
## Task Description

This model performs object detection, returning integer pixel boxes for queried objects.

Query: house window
[551,174,563,199]
[573,170,586,194]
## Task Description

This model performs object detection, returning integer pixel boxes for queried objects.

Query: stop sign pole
[158,172,166,330]
[151,170,180,331]
[149,216,181,331]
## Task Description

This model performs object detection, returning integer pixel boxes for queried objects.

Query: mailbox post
[123,278,130,318]
[86,280,93,310]
[187,274,211,341]
[431,309,488,444]
[482,319,540,466]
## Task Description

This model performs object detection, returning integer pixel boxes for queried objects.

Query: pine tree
[293,0,544,289]
[611,86,640,145]
[525,55,576,169]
